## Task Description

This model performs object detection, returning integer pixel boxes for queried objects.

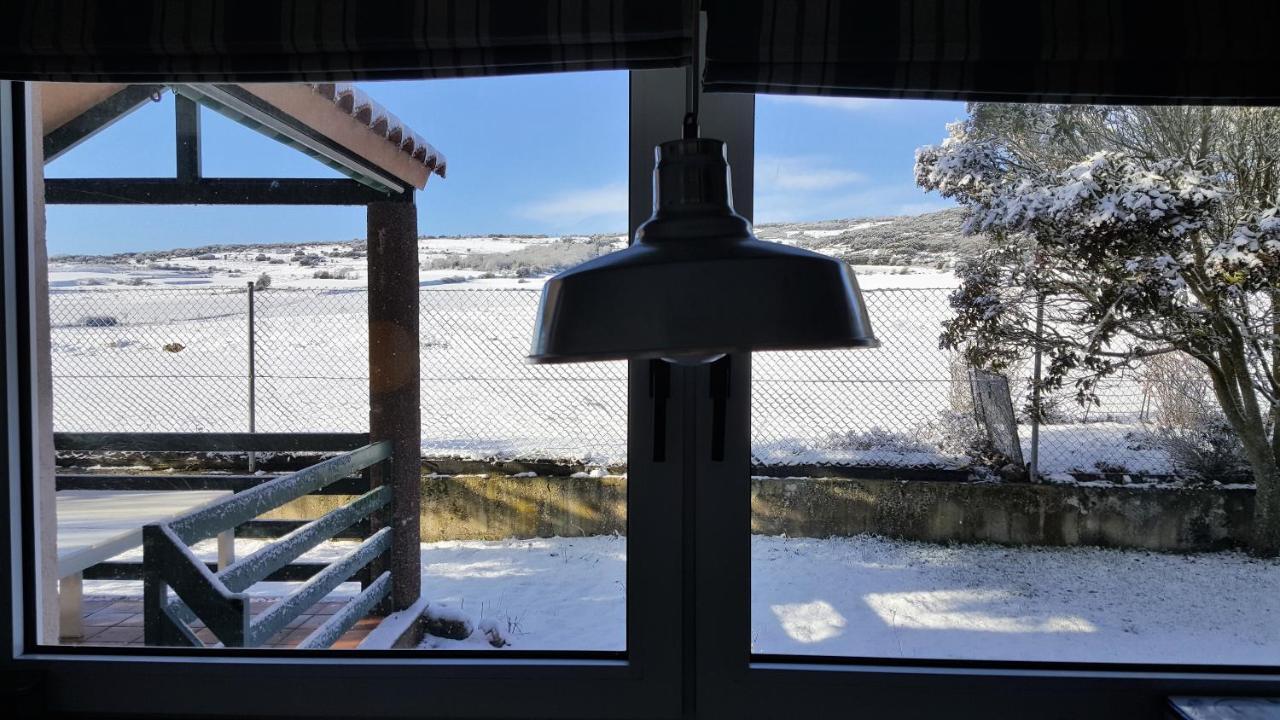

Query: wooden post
[367,199,421,610]
[58,573,84,639]
[216,529,236,571]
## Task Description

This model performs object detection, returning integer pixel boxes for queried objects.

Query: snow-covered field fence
[50,286,1171,475]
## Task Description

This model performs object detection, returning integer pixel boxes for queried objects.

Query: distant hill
[50,208,980,276]
[755,208,977,269]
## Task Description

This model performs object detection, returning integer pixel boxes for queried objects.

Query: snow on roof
[310,83,447,179]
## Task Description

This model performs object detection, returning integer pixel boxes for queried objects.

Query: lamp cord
[683,0,700,139]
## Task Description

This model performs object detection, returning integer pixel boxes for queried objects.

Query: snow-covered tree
[915,105,1280,555]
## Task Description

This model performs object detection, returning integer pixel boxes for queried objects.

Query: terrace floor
[66,535,1280,663]
[63,595,381,649]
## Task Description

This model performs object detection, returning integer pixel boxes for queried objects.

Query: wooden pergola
[41,81,444,628]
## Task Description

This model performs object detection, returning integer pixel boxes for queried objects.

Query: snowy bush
[477,617,510,648]
[312,268,357,280]
[423,603,473,640]
[1135,353,1247,483]
[1152,415,1251,485]
[253,273,272,290]
[1140,352,1215,430]
[817,427,933,454]
[82,315,119,327]
[426,237,619,277]
[1019,391,1074,425]
[920,410,986,457]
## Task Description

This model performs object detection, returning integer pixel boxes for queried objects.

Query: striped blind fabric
[9,1,1276,103]
[703,0,1280,104]
[2,0,691,82]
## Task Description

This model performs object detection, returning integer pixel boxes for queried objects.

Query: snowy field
[83,534,1280,664]
[48,233,1171,475]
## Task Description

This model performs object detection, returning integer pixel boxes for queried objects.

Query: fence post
[1028,292,1045,482]
[247,281,256,472]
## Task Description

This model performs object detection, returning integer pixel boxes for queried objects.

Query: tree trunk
[1265,293,1280,556]
[1252,460,1280,557]
[1206,361,1280,556]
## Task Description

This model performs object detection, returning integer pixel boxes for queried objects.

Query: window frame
[690,76,1280,720]
[2,75,686,720]
[4,64,1280,718]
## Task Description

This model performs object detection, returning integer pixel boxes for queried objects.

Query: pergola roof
[40,81,446,195]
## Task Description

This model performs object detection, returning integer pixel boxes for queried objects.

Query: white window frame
[5,67,1280,718]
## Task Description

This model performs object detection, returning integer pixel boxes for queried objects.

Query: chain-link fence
[751,288,1171,475]
[49,285,1177,475]
[50,286,627,464]
[49,287,252,432]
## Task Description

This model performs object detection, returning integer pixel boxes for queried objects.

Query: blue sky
[44,72,964,255]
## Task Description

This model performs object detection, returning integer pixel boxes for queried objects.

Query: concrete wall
[751,477,1253,551]
[269,474,628,542]
[267,473,1254,552]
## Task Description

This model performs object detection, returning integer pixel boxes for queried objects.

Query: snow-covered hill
[756,207,975,269]
[47,209,968,292]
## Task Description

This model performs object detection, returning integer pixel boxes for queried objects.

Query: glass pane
[750,96,1280,665]
[41,73,627,651]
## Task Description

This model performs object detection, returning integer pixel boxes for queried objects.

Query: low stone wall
[269,474,628,541]
[418,474,626,540]
[266,473,1254,552]
[751,477,1253,551]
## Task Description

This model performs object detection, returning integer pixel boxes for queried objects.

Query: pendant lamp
[528,12,878,365]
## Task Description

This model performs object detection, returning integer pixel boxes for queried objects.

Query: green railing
[138,439,394,648]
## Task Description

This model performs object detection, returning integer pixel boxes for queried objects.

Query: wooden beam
[54,432,369,453]
[85,560,329,582]
[240,83,432,191]
[235,519,370,541]
[43,84,163,163]
[179,84,412,195]
[174,94,201,182]
[367,200,422,611]
[55,473,371,495]
[295,571,390,649]
[40,83,128,133]
[217,486,389,592]
[44,178,396,205]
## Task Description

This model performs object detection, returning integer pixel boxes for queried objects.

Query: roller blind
[702,0,1280,104]
[1,0,691,82]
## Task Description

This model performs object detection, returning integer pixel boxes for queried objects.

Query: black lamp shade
[528,138,878,364]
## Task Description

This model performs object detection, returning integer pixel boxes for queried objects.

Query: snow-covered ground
[47,232,1171,475]
[751,535,1278,664]
[83,534,1280,664]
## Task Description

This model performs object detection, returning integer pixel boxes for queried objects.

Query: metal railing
[66,434,399,648]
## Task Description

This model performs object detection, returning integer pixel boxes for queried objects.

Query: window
[35,74,630,653]
[5,7,1280,713]
[749,97,1280,668]
[5,72,686,719]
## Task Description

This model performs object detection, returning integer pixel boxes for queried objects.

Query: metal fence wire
[49,286,1176,475]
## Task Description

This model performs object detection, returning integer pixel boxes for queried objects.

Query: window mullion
[688,86,757,717]
[624,68,696,717]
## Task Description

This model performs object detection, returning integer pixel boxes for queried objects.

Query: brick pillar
[367,199,421,610]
